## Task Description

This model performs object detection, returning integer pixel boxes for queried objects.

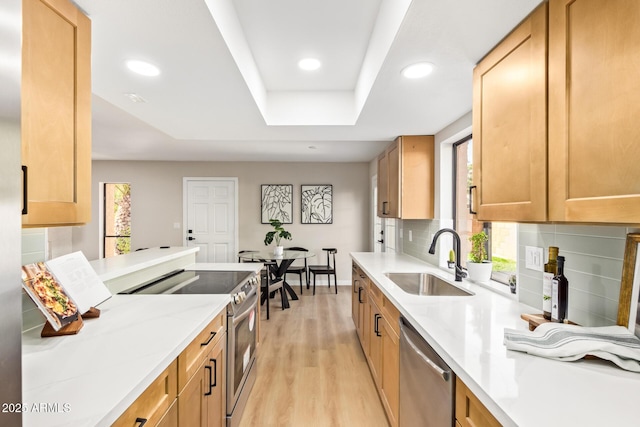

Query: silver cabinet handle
[400,326,450,382]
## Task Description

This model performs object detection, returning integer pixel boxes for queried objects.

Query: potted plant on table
[467,231,492,284]
[264,219,292,255]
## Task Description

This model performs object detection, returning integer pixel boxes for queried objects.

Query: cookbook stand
[82,306,101,318]
[41,315,84,338]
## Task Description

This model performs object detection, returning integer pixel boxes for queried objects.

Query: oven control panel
[232,275,258,305]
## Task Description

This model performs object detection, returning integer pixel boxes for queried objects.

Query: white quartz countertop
[22,294,229,427]
[351,252,640,427]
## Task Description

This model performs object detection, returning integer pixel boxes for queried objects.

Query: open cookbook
[21,252,111,331]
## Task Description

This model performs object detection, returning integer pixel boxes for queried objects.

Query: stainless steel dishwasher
[399,317,455,427]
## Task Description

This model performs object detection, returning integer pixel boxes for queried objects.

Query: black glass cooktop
[124,270,254,295]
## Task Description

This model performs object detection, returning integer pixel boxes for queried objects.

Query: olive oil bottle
[542,246,558,320]
[551,256,569,322]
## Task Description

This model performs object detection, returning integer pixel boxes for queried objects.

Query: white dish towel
[503,322,640,372]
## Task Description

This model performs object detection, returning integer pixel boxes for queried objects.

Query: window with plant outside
[103,183,131,258]
[453,136,517,286]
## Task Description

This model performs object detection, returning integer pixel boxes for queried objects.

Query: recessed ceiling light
[125,60,160,77]
[401,62,435,79]
[298,58,321,71]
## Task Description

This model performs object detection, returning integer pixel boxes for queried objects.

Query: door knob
[187,236,196,241]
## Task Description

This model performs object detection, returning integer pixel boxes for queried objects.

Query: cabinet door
[455,377,501,427]
[206,337,226,427]
[22,0,91,227]
[377,152,389,217]
[178,358,208,427]
[379,316,399,427]
[157,400,178,427]
[472,3,548,221]
[113,361,177,427]
[179,336,226,427]
[386,140,400,218]
[367,296,382,387]
[548,0,640,222]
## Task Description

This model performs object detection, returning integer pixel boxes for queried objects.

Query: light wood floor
[239,285,389,427]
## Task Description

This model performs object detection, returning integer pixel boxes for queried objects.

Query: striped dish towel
[503,323,640,372]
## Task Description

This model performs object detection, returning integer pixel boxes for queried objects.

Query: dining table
[238,249,315,308]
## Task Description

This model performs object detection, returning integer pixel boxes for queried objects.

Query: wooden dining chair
[308,248,337,295]
[284,246,309,294]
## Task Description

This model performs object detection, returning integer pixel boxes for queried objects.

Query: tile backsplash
[518,224,638,327]
[401,219,637,328]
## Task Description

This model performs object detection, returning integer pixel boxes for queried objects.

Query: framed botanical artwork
[261,184,293,224]
[618,233,640,338]
[301,184,333,224]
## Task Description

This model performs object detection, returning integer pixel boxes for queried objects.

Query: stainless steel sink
[384,272,473,296]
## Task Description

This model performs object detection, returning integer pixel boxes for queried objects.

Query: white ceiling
[71,0,542,162]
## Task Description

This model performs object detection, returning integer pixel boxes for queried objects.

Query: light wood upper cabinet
[377,135,434,220]
[475,0,640,224]
[472,2,548,222]
[22,0,92,227]
[548,0,640,223]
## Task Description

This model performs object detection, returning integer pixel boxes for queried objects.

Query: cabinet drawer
[113,360,177,427]
[369,281,383,308]
[456,377,501,427]
[178,311,226,391]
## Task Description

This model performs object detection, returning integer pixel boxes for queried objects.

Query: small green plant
[263,219,292,246]
[468,231,489,263]
[448,249,455,263]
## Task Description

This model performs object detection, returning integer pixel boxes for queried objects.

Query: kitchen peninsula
[351,252,640,427]
[21,247,259,427]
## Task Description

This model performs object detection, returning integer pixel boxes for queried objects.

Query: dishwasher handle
[400,325,451,382]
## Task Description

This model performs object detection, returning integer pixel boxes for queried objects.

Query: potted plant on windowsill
[264,219,292,256]
[467,231,492,284]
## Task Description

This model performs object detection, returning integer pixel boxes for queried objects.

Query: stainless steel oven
[227,290,258,427]
[122,268,259,427]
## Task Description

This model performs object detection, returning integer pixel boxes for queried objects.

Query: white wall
[73,161,370,285]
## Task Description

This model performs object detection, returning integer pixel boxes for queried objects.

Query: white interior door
[184,178,238,263]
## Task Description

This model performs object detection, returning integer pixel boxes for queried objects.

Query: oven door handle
[232,293,258,324]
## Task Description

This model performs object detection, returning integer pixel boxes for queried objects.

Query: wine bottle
[542,246,558,320]
[551,256,568,322]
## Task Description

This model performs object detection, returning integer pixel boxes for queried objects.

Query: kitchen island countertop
[351,252,639,427]
[22,294,230,427]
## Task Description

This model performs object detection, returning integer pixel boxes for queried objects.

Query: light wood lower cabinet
[367,294,383,387]
[157,400,178,427]
[178,336,226,427]
[113,310,227,427]
[112,361,178,427]
[378,313,399,427]
[178,312,227,427]
[352,264,367,345]
[455,377,501,427]
[352,263,399,427]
